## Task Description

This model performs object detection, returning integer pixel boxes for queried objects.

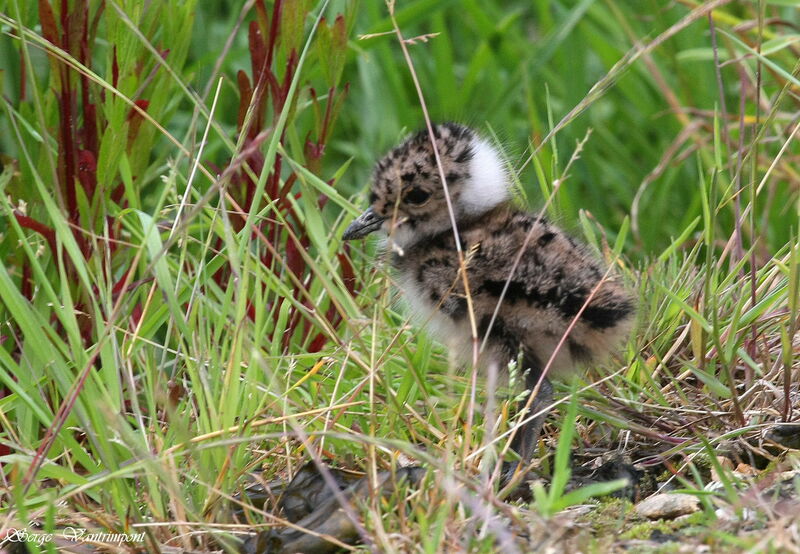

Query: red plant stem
[59,0,68,45]
[265,0,282,69]
[320,86,335,144]
[14,212,57,256]
[58,87,77,220]
[112,46,119,88]
[21,262,32,300]
[79,2,98,162]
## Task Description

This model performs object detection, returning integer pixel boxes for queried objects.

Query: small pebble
[635,493,700,520]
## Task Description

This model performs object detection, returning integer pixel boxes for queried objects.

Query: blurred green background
[5,0,794,257]
[191,0,798,256]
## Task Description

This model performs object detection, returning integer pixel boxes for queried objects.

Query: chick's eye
[404,186,431,205]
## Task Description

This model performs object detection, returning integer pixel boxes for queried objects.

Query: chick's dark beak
[342,207,385,240]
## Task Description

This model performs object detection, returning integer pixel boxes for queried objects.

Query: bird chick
[343,122,634,474]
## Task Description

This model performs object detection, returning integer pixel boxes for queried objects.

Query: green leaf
[316,14,347,88]
[136,210,190,338]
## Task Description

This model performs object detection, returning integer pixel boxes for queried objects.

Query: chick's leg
[501,357,553,494]
[510,369,553,466]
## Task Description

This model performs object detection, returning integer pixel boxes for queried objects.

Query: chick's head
[343,123,509,249]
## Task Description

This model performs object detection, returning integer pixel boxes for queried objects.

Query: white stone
[635,493,700,520]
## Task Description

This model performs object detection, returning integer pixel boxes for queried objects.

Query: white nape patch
[460,137,510,215]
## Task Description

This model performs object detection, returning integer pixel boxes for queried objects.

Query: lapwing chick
[342,122,634,476]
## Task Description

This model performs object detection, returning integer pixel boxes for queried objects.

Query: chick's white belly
[396,271,472,353]
[396,276,590,378]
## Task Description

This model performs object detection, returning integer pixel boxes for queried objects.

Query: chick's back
[392,204,635,375]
